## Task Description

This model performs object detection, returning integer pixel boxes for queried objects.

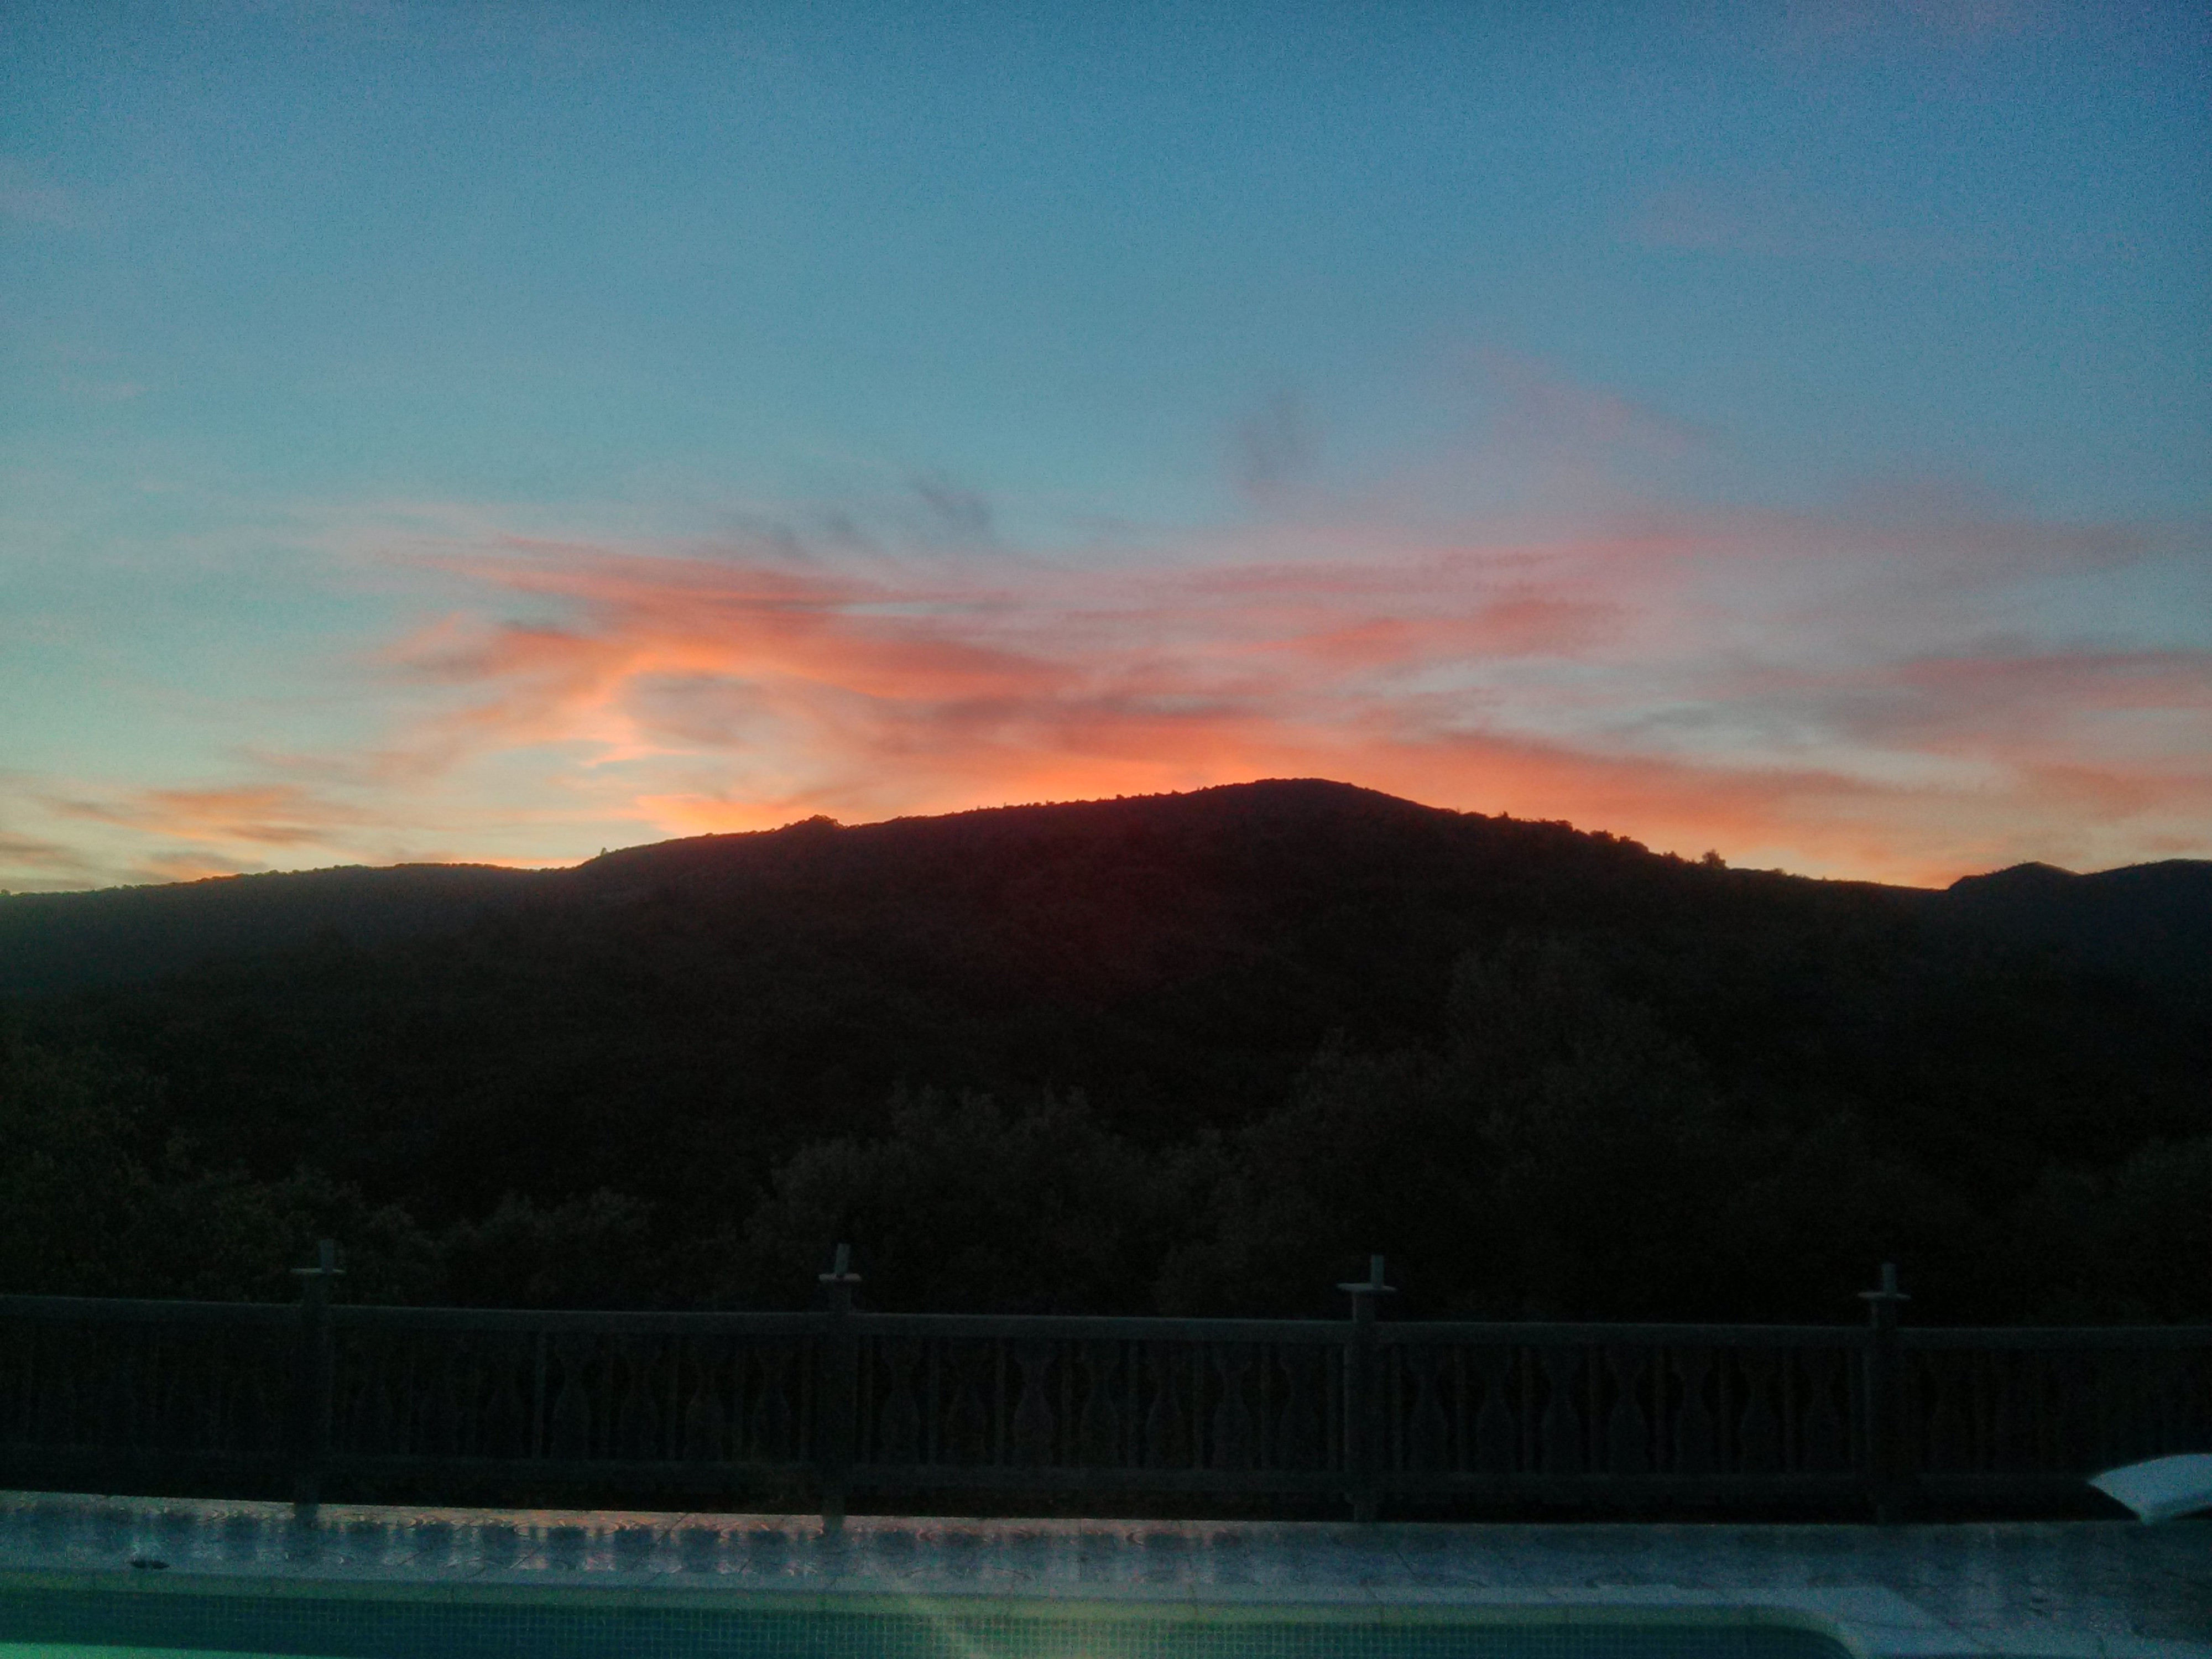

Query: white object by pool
[2091,1454,2212,1524]
[2,1491,2208,1659]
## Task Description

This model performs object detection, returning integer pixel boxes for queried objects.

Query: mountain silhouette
[4,780,2204,1000]
[3,780,2203,1321]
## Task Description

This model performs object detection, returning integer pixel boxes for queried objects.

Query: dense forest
[3,780,2206,1324]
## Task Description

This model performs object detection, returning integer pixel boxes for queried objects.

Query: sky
[3,0,2207,893]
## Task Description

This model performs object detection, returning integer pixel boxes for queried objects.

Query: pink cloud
[50,782,373,848]
[1479,351,1713,458]
[8,451,2200,892]
[313,497,2208,886]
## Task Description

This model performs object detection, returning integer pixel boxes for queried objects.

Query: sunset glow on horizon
[4,3,2207,893]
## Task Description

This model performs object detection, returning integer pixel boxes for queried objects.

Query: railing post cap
[1337,1253,1397,1296]
[818,1241,862,1287]
[1858,1261,1908,1304]
[290,1239,345,1279]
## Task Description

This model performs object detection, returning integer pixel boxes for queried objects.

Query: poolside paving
[1,1490,2205,1657]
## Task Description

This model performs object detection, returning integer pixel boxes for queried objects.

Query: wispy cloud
[49,782,376,848]
[4,372,2203,891]
[1629,179,2001,266]
[1479,352,1712,458]
[265,486,2199,885]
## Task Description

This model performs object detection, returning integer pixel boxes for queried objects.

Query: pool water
[0,1590,1854,1659]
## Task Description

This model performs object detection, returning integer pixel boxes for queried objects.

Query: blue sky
[4,1,2207,889]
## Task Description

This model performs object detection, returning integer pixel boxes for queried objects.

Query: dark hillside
[3,781,2205,1321]
[0,862,543,997]
[1943,858,2212,1003]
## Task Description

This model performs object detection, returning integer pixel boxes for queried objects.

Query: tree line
[4,784,2204,1322]
[6,933,2202,1323]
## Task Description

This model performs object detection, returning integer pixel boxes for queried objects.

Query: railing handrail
[0,1294,296,1325]
[332,1305,823,1334]
[1898,1324,2212,1348]
[1379,1321,1871,1344]
[7,1292,2206,1347]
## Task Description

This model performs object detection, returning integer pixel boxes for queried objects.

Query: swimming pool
[0,1580,1855,1659]
[7,1492,2206,1659]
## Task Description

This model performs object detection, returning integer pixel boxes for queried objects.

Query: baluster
[1987,1349,2026,1472]
[388,1340,422,1459]
[1801,1348,1846,1471]
[319,1330,350,1460]
[2025,1349,2056,1472]
[1604,1346,1650,1474]
[212,1331,244,1456]
[451,1334,482,1457]
[1973,1350,2000,1470]
[0,1321,22,1444]
[2055,1350,2095,1469]
[1143,1344,1190,1468]
[750,1342,799,1460]
[549,1336,593,1460]
[614,1338,659,1460]
[34,1329,75,1444]
[877,1340,924,1463]
[166,1327,202,1452]
[1473,1349,1516,1472]
[409,1345,442,1460]
[942,1344,989,1465]
[141,1327,174,1452]
[0,1322,15,1444]
[994,1339,1010,1465]
[132,1328,166,1452]
[2094,1352,2129,1467]
[1452,1347,1470,1473]
[90,1327,141,1453]
[1059,1336,1074,1465]
[2179,1350,2209,1452]
[1405,1346,1449,1473]
[253,1328,288,1456]
[1010,1340,1057,1467]
[202,1328,234,1454]
[666,1334,685,1462]
[1274,1346,1324,1470]
[2151,1350,2193,1457]
[105,1328,141,1453]
[1781,1341,1799,1469]
[1076,1341,1119,1465]
[995,1336,1013,1469]
[201,1331,229,1455]
[2126,1351,2172,1464]
[1211,1344,1256,1472]
[1672,1347,1714,1475]
[1736,1350,1781,1473]
[482,1335,531,1459]
[1922,1354,1966,1472]
[681,1341,727,1462]
[921,1337,941,1464]
[348,1339,397,1457]
[1539,1347,1584,1473]
[201,1329,228,1455]
[1194,1344,1213,1469]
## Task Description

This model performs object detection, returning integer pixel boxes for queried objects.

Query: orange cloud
[51,783,372,848]
[338,510,2210,885]
[8,489,2201,894]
